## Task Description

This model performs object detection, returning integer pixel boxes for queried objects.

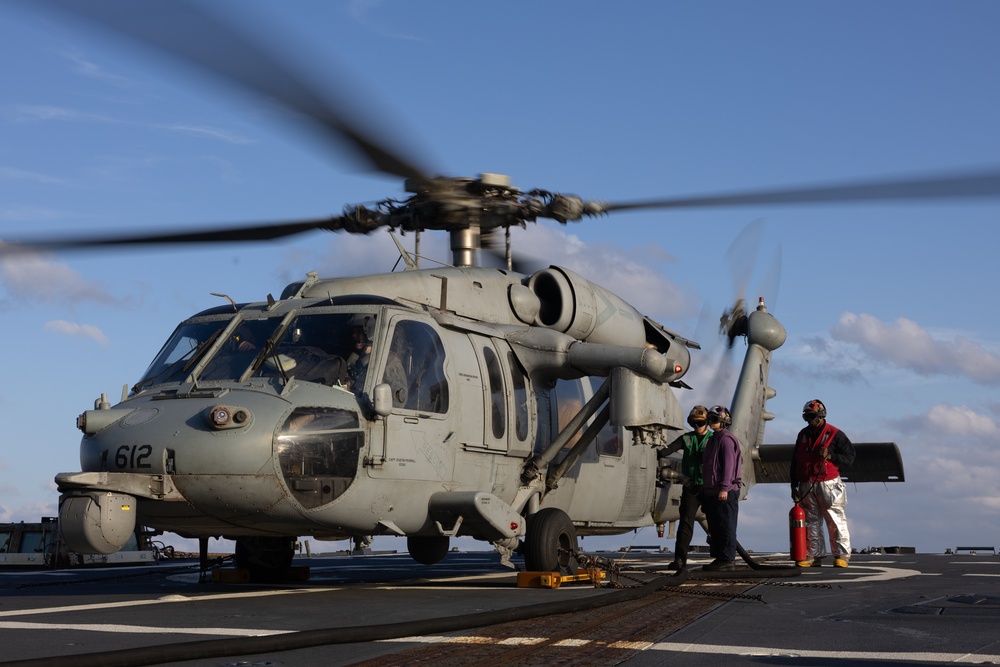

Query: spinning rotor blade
[32,0,431,182]
[724,218,764,302]
[1,217,352,254]
[596,168,1000,215]
[760,244,783,312]
[699,220,782,402]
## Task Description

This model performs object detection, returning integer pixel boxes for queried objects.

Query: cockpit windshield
[134,310,379,390]
[252,313,376,391]
[198,318,285,382]
[134,319,231,391]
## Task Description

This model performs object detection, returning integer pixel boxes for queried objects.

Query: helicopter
[10,1,998,582]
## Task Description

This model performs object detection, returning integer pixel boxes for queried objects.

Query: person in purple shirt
[700,405,743,571]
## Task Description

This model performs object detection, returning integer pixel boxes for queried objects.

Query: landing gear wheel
[524,507,579,574]
[234,536,296,583]
[407,535,450,565]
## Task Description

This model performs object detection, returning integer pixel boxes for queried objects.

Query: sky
[2,0,1000,557]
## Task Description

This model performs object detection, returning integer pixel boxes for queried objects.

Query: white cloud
[0,251,117,305]
[0,498,58,524]
[924,404,1000,438]
[896,403,1000,440]
[831,312,1000,384]
[44,319,110,346]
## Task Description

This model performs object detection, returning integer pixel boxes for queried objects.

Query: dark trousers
[702,491,739,562]
[673,484,702,564]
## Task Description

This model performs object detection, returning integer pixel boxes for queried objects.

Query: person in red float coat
[790,399,856,568]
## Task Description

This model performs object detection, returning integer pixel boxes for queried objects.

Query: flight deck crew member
[660,405,711,570]
[790,399,856,568]
[700,405,742,571]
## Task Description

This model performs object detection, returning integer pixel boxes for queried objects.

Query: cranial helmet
[687,405,709,426]
[802,399,827,421]
[708,405,732,427]
[350,314,375,343]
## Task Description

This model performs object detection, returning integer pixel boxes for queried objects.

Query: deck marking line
[0,586,342,618]
[0,621,292,636]
[646,641,1000,663]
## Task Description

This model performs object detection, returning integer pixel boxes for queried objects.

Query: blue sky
[2,1,1000,556]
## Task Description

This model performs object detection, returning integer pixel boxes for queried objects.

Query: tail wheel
[234,536,296,583]
[407,535,450,565]
[524,508,580,574]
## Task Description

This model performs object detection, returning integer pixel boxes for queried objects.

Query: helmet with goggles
[802,399,827,421]
[687,405,709,427]
[707,405,732,427]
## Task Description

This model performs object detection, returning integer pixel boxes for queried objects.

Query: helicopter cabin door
[468,335,533,458]
[366,316,455,483]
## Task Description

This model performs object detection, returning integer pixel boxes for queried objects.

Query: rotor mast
[450,226,480,268]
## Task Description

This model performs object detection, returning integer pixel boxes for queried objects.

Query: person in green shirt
[660,405,712,570]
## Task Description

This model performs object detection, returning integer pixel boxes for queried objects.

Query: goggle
[802,412,819,421]
[688,420,707,427]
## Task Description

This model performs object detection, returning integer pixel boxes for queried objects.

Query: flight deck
[2,550,999,666]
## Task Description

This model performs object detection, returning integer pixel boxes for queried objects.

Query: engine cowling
[525,266,691,380]
[527,266,645,346]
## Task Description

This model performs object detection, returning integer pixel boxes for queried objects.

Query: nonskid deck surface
[1,551,998,666]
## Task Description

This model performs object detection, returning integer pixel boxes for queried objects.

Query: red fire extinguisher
[789,503,807,562]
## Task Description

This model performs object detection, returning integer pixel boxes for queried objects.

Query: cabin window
[597,421,623,457]
[508,351,529,441]
[554,378,586,450]
[533,388,552,455]
[19,531,45,554]
[483,346,506,438]
[383,320,449,413]
[275,407,362,510]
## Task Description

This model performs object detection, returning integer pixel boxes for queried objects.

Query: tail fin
[727,298,786,494]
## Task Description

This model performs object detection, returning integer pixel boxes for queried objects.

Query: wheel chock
[517,568,605,588]
[211,568,251,584]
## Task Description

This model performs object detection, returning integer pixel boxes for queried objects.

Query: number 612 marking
[115,444,153,469]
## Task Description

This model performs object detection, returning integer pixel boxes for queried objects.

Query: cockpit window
[252,313,374,388]
[381,320,449,414]
[136,310,380,389]
[199,318,283,382]
[135,320,231,390]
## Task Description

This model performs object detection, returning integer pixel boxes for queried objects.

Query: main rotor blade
[31,0,431,182]
[599,168,1000,213]
[1,217,348,254]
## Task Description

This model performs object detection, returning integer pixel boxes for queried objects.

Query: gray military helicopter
[8,0,994,581]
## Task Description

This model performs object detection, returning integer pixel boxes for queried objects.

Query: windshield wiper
[249,336,288,384]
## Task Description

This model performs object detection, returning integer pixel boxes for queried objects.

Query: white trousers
[797,477,851,559]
